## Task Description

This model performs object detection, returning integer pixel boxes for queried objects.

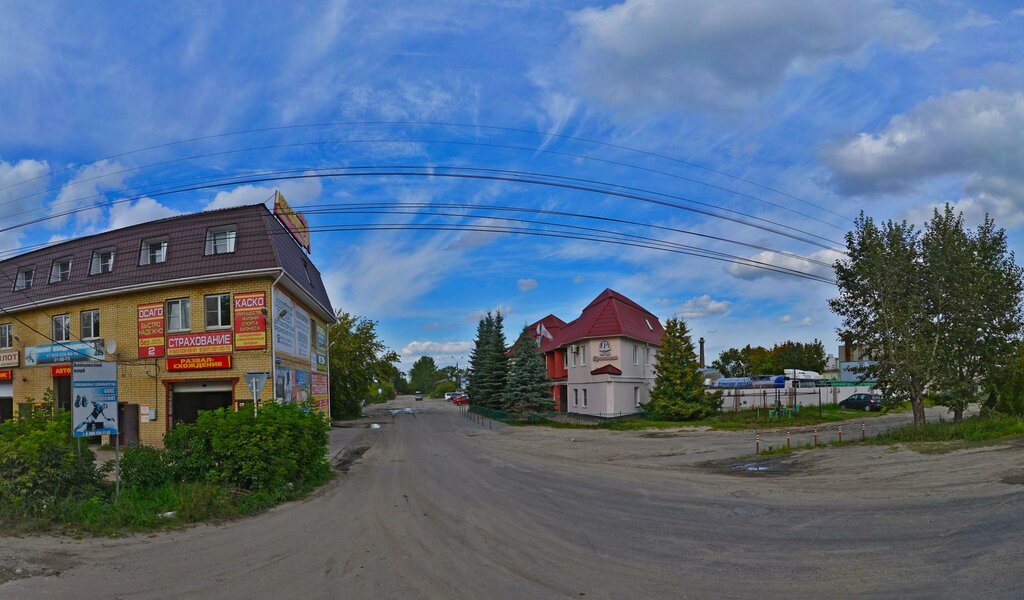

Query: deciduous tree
[328,311,400,420]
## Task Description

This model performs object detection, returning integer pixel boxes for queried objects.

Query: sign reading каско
[233,292,267,350]
[165,332,233,357]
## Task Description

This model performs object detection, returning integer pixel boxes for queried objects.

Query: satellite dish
[105,339,118,354]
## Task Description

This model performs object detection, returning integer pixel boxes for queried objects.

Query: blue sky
[1,1,1023,372]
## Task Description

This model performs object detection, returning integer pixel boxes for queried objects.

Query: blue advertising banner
[25,341,104,366]
[72,362,118,438]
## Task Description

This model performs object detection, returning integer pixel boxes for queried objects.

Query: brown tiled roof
[0,204,333,320]
[590,364,622,376]
[554,288,664,347]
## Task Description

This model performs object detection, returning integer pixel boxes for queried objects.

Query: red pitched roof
[553,289,664,347]
[531,314,567,353]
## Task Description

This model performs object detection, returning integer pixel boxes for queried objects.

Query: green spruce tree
[478,311,510,408]
[644,317,721,421]
[466,313,494,406]
[502,326,553,415]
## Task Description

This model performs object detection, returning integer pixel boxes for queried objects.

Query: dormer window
[14,268,34,291]
[50,258,72,283]
[140,237,167,265]
[90,248,115,274]
[205,226,236,255]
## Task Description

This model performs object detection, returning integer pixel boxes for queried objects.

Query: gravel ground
[1,398,1021,599]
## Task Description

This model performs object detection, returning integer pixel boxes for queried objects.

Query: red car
[452,394,468,405]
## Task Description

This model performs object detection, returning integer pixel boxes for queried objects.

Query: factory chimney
[699,337,706,369]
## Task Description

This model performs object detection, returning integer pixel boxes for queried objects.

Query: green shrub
[0,410,104,516]
[164,401,331,492]
[119,445,172,490]
[430,380,456,398]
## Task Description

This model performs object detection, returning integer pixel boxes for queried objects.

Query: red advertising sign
[0,370,11,381]
[137,302,165,358]
[312,372,328,395]
[166,331,233,357]
[51,365,72,377]
[233,291,267,350]
[166,355,232,372]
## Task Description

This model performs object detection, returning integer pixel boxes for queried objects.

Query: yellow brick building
[0,203,334,447]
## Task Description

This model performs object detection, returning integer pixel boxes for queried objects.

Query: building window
[0,324,11,349]
[90,248,115,274]
[633,344,640,365]
[571,347,577,367]
[81,310,100,340]
[205,226,237,255]
[563,351,568,369]
[204,294,232,329]
[52,314,70,342]
[50,258,72,283]
[166,298,190,332]
[645,347,651,366]
[139,237,167,265]
[634,386,640,407]
[580,344,587,366]
[573,389,578,406]
[13,268,34,291]
[583,389,588,408]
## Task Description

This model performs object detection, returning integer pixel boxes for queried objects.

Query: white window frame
[49,258,72,283]
[204,293,232,329]
[80,309,100,340]
[645,347,651,366]
[571,347,577,367]
[140,237,168,265]
[582,389,588,408]
[573,388,578,406]
[633,344,640,365]
[634,386,640,407]
[52,314,70,343]
[0,323,11,349]
[166,298,191,332]
[205,226,237,255]
[563,350,568,369]
[14,267,34,291]
[580,344,587,366]
[90,248,116,275]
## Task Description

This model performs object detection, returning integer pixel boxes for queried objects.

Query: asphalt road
[2,397,1022,599]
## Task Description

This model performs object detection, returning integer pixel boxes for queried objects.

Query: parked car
[452,394,468,405]
[414,391,423,401]
[839,393,882,411]
[444,391,457,401]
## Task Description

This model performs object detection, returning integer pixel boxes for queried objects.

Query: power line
[0,120,851,223]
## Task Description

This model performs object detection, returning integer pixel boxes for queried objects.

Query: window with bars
[139,238,167,265]
[14,268,34,290]
[204,294,232,329]
[81,310,100,340]
[205,226,237,255]
[90,248,115,274]
[52,314,70,342]
[49,258,72,283]
[166,298,190,332]
[0,324,11,349]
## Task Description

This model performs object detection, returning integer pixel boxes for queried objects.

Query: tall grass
[870,416,1024,444]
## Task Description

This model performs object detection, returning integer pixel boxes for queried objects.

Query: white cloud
[50,160,128,228]
[572,274,585,284]
[564,0,933,112]
[517,278,538,292]
[205,175,323,211]
[800,316,814,326]
[779,315,792,323]
[824,88,1024,195]
[652,298,674,307]
[728,249,843,282]
[0,158,49,251]
[465,304,513,323]
[108,197,182,231]
[401,340,473,356]
[678,294,731,319]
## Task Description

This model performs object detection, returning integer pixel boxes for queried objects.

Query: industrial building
[0,198,333,446]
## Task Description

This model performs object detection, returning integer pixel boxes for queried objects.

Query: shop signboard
[137,303,165,358]
[273,289,296,357]
[166,355,233,372]
[0,370,11,381]
[273,191,311,254]
[294,304,311,362]
[312,371,328,395]
[0,350,19,368]
[233,291,267,350]
[51,365,72,377]
[315,324,328,373]
[166,332,233,357]
[25,341,104,366]
[294,370,310,403]
[71,362,118,438]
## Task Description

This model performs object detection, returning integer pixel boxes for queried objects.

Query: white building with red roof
[527,289,664,416]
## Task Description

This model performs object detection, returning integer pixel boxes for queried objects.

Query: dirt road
[2,398,1022,599]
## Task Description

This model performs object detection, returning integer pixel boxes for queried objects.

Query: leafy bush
[0,410,103,516]
[164,401,331,492]
[430,380,456,398]
[119,445,172,490]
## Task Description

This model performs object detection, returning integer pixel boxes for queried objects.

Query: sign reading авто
[137,302,165,358]
[273,191,311,254]
[165,332,233,357]
[233,291,267,350]
[72,362,118,438]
